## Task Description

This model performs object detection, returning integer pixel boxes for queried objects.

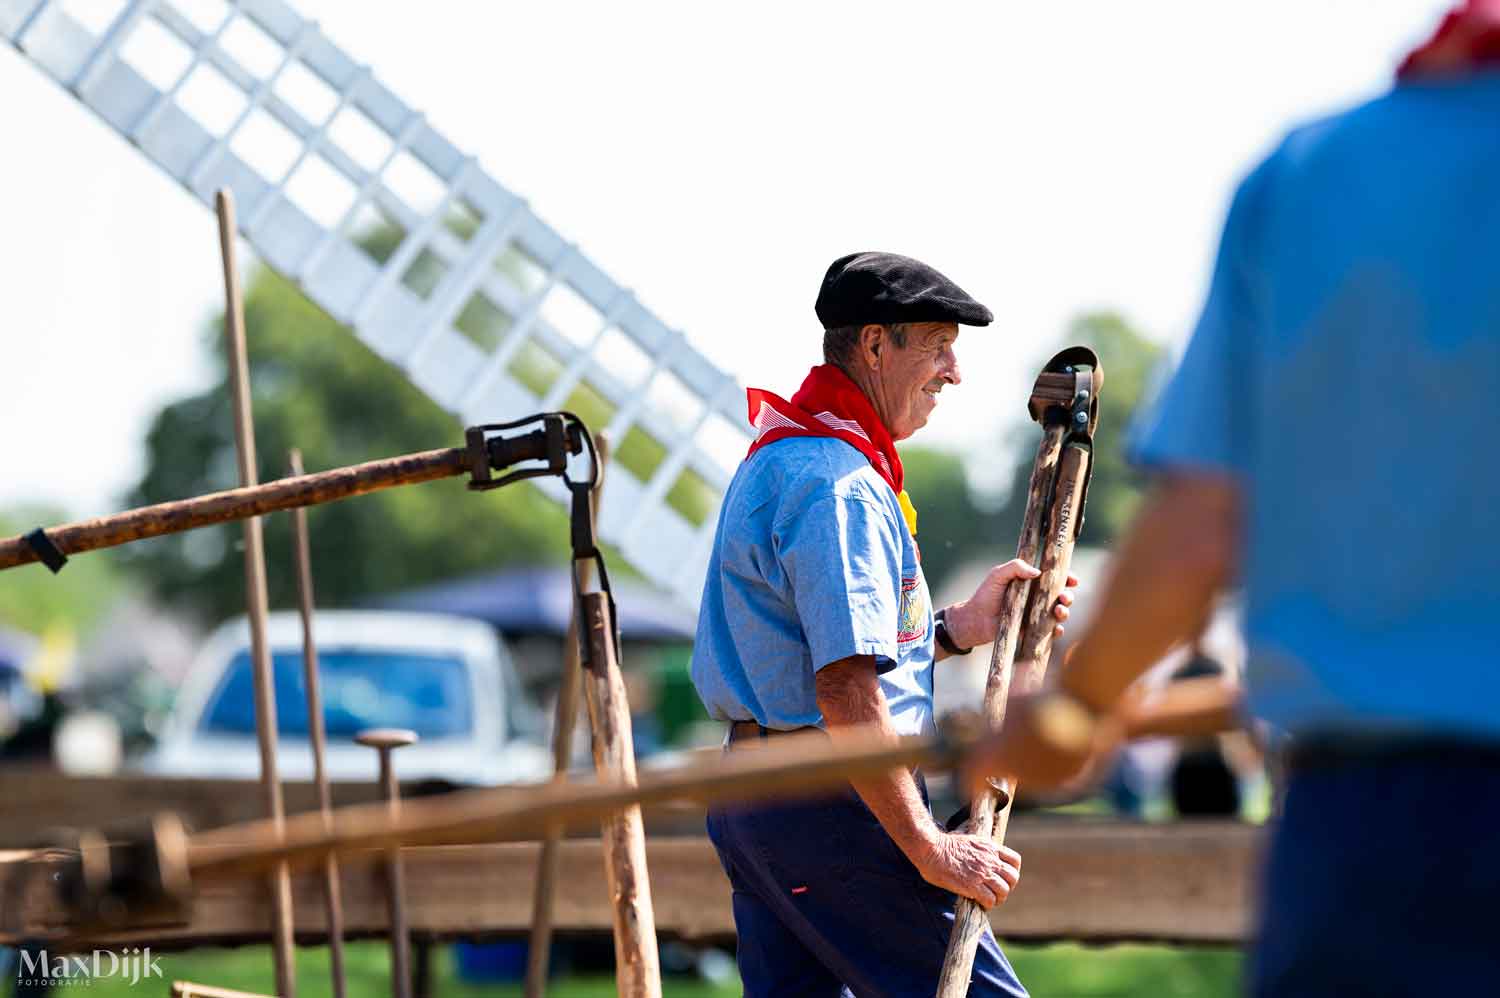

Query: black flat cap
[815,251,993,329]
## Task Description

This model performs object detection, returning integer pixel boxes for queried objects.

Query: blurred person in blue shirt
[976,5,1500,995]
[692,252,1074,997]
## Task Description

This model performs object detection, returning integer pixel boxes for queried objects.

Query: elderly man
[691,252,1073,997]
[974,4,1500,995]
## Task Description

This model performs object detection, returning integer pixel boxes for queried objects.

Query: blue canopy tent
[0,627,40,739]
[0,625,36,675]
[372,567,696,642]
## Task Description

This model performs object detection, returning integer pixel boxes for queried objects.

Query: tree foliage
[0,506,127,637]
[121,262,573,623]
[899,446,998,595]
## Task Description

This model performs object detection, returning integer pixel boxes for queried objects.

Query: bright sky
[1,1,1452,520]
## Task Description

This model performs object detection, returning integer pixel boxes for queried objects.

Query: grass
[1010,943,1241,997]
[54,939,1242,997]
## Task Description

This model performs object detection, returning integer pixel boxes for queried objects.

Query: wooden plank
[1,821,1261,947]
[0,770,389,845]
[174,983,276,998]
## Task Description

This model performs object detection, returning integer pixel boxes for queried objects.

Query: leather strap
[934,607,973,656]
[23,528,67,574]
[726,721,823,745]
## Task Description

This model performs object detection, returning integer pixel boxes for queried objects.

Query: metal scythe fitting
[1026,346,1104,537]
[1026,346,1103,441]
[464,413,589,491]
[465,413,621,663]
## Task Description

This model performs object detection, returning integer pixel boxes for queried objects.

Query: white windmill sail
[3,0,752,608]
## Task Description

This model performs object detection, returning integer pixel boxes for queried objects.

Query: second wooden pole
[936,441,1092,996]
[215,190,296,998]
[525,436,610,998]
[580,592,661,998]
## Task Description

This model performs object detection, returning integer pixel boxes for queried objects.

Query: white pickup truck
[141,610,552,786]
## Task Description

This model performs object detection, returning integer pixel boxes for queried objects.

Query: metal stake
[356,728,417,998]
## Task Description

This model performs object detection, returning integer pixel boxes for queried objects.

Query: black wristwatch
[933,607,973,656]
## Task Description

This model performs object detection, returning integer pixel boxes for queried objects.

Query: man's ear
[858,323,886,368]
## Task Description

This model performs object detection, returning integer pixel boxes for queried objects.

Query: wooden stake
[525,435,610,998]
[580,593,662,998]
[287,449,346,998]
[216,189,296,998]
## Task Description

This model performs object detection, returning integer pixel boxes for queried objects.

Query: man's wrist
[896,816,944,862]
[937,602,984,654]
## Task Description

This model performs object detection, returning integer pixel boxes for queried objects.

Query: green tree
[900,446,1000,594]
[990,311,1164,547]
[121,260,575,623]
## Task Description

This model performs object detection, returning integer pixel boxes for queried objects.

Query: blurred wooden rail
[1,823,1261,947]
[0,769,709,846]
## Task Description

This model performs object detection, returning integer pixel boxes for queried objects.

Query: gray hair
[822,322,911,370]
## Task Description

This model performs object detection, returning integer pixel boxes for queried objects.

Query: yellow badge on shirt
[897,489,918,537]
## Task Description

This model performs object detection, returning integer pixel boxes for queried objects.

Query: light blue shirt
[691,436,936,737]
[1131,75,1500,740]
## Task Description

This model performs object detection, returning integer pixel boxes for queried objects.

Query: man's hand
[910,831,1022,910]
[944,559,1079,652]
[964,690,1102,797]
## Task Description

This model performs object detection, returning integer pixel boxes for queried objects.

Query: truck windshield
[199,649,474,739]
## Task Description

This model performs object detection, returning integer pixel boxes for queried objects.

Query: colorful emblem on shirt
[897,574,929,644]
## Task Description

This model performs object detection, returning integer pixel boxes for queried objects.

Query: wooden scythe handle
[0,448,470,571]
[936,348,1100,997]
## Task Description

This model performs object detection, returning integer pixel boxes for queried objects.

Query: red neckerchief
[746,364,904,496]
[1399,1,1500,79]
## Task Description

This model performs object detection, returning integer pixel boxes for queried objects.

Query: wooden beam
[174,983,276,998]
[2,822,1260,948]
[0,771,727,849]
[0,771,388,847]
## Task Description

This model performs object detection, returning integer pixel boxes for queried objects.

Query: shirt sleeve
[775,494,903,674]
[1129,160,1271,476]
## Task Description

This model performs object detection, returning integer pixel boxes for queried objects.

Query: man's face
[870,321,961,441]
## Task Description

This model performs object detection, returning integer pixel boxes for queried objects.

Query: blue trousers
[707,780,1027,998]
[1252,748,1500,997]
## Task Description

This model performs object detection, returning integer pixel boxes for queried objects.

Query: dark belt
[726,720,824,745]
[1285,732,1500,773]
